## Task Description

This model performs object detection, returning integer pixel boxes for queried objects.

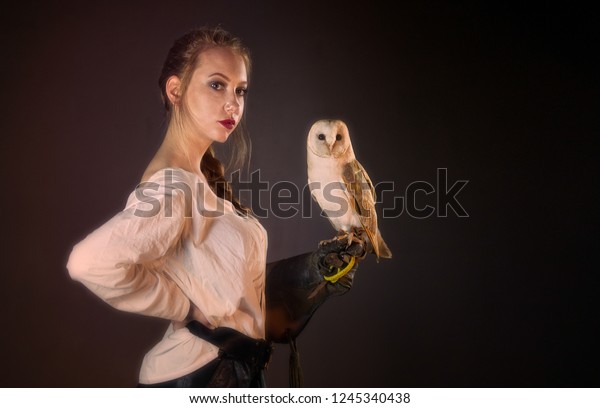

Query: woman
[67,26,364,387]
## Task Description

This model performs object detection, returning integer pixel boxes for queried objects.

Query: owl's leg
[329,228,364,248]
[318,229,349,247]
[347,227,368,260]
[341,229,354,246]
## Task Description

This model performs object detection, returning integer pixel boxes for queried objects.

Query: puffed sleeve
[67,169,192,321]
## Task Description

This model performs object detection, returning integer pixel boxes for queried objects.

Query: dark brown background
[0,0,597,387]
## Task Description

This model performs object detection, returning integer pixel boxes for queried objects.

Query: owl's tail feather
[374,228,392,261]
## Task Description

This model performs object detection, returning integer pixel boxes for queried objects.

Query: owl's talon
[345,231,355,249]
[319,237,338,247]
[346,227,368,260]
[319,228,367,260]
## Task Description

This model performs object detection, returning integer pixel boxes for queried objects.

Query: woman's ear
[166,76,182,106]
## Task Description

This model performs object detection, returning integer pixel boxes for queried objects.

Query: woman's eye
[210,82,224,90]
[236,87,248,96]
[318,134,325,140]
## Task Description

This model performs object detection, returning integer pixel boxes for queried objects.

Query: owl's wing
[342,159,378,252]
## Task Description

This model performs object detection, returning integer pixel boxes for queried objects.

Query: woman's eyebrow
[208,72,247,85]
[209,72,230,80]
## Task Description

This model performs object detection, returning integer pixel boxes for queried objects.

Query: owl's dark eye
[318,134,325,140]
[336,134,342,141]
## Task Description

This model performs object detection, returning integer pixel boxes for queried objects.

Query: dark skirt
[137,356,266,388]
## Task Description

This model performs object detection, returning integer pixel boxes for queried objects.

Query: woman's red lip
[218,119,235,130]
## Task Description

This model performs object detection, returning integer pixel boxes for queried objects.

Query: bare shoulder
[140,167,160,183]
[140,163,196,187]
[140,159,170,183]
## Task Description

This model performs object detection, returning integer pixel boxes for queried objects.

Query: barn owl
[307,119,392,260]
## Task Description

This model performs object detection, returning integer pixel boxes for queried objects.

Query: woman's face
[182,46,248,144]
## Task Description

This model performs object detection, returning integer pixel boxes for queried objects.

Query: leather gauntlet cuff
[265,239,363,343]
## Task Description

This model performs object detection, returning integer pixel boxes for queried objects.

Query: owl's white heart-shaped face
[307,119,352,159]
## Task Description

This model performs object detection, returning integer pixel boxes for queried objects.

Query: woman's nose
[224,99,239,115]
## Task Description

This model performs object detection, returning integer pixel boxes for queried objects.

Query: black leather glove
[265,236,365,343]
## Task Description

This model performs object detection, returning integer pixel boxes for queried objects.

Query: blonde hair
[158,26,251,215]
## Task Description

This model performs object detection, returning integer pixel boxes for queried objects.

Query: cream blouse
[67,168,268,384]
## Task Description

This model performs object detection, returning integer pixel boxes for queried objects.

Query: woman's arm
[265,237,365,343]
[67,170,192,321]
